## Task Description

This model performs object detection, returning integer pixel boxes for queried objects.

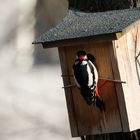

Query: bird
[73,50,105,111]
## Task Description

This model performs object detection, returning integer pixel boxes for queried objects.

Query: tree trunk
[68,0,140,12]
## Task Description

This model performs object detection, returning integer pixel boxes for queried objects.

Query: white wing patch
[88,60,98,86]
[87,64,93,87]
[73,60,98,88]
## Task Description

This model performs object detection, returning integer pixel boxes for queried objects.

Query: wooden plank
[110,41,129,132]
[41,33,117,48]
[112,23,140,132]
[64,42,122,136]
[116,32,125,40]
[58,47,79,137]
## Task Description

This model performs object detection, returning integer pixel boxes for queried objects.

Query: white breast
[81,61,87,65]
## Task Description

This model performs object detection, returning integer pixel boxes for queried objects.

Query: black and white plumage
[73,51,105,110]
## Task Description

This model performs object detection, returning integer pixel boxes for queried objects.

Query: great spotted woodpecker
[73,51,105,111]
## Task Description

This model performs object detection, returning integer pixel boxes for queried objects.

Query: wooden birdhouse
[33,8,140,137]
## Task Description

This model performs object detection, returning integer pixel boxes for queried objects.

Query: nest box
[33,8,140,137]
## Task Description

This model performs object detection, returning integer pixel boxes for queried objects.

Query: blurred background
[0,0,79,139]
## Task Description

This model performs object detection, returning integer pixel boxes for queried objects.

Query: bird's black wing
[73,62,88,88]
[87,53,98,69]
[73,62,94,104]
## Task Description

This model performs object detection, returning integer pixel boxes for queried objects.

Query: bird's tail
[81,89,93,105]
[95,86,105,111]
[81,87,105,111]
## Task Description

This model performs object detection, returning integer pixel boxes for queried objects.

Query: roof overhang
[33,8,140,48]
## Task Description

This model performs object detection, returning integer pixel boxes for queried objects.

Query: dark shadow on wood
[68,0,140,12]
[135,52,140,85]
[81,130,140,140]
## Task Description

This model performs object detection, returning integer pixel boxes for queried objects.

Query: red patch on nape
[79,56,86,61]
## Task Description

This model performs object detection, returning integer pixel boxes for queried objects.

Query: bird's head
[76,51,88,61]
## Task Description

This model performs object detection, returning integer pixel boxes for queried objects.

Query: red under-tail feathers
[95,86,105,111]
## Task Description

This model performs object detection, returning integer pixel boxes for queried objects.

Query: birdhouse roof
[33,8,140,47]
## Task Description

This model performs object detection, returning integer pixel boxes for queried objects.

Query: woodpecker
[73,51,105,111]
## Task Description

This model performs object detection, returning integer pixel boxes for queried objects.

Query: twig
[62,75,126,84]
[62,84,76,89]
[99,77,126,83]
[62,79,126,89]
[135,51,140,60]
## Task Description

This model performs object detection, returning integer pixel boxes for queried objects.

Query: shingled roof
[33,8,140,45]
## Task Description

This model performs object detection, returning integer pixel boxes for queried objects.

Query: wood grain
[110,41,129,132]
[57,22,140,137]
[112,24,140,132]
[60,42,122,136]
[58,47,79,137]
